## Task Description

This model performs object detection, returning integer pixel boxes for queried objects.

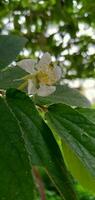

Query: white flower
[17,53,62,96]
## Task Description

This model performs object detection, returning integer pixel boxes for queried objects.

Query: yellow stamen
[37,69,56,85]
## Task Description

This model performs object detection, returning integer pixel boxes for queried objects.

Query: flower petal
[53,66,62,81]
[17,59,37,73]
[37,84,56,96]
[28,79,37,95]
[37,52,51,69]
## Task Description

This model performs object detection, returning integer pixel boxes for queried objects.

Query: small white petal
[37,52,51,69]
[53,66,62,81]
[37,84,56,97]
[28,79,36,95]
[17,59,37,73]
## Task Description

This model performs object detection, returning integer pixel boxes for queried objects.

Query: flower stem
[32,166,46,200]
[18,80,28,90]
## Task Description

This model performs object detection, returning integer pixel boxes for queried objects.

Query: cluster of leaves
[0,0,95,79]
[0,35,95,200]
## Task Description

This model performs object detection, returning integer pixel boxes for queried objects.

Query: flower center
[36,66,56,85]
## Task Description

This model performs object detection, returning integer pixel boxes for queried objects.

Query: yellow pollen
[37,69,56,85]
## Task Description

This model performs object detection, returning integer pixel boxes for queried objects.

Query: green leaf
[0,97,34,200]
[76,107,95,124]
[33,85,90,107]
[0,35,27,70]
[46,103,95,193]
[0,66,28,89]
[6,89,78,200]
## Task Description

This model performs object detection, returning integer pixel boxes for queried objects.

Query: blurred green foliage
[0,0,95,79]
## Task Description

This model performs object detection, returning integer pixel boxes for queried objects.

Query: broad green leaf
[33,85,90,107]
[0,97,34,200]
[0,66,28,89]
[46,103,95,193]
[0,35,27,70]
[6,89,78,200]
[76,107,95,124]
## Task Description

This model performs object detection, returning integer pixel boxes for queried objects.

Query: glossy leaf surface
[46,103,95,193]
[6,89,78,200]
[0,97,34,200]
[34,85,90,107]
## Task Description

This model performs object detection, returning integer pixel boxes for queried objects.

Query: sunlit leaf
[46,103,95,193]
